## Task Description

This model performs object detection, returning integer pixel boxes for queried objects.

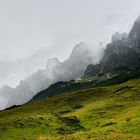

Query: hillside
[0,42,101,110]
[0,78,139,140]
[31,68,140,102]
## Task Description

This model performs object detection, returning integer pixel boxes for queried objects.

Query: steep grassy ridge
[31,69,140,103]
[0,79,140,140]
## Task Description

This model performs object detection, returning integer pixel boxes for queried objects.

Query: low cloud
[0,42,103,110]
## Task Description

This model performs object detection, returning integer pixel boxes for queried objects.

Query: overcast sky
[0,0,140,87]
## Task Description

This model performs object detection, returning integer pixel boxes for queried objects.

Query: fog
[0,0,140,87]
[0,42,103,110]
[0,0,140,109]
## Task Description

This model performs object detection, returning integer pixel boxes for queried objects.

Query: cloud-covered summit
[0,42,103,110]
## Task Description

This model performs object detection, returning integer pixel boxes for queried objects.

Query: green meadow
[0,78,139,140]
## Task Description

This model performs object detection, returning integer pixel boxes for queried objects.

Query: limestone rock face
[129,16,140,50]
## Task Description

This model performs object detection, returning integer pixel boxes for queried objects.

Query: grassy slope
[31,70,140,103]
[0,79,140,140]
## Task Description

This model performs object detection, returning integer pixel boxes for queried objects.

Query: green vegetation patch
[0,78,139,140]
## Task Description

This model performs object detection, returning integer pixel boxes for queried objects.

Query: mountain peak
[69,42,91,59]
[135,15,140,23]
[46,58,60,69]
[111,32,128,42]
[72,42,89,52]
[129,15,140,50]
